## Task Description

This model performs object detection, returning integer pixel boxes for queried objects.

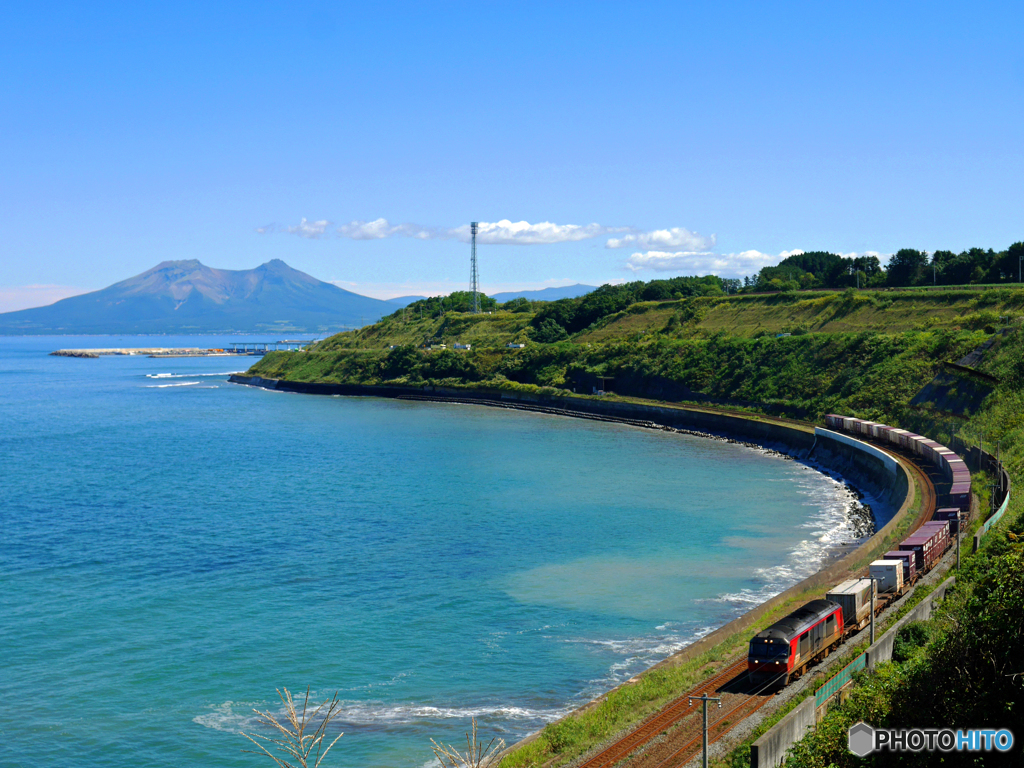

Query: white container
[870,560,904,594]
[826,578,873,627]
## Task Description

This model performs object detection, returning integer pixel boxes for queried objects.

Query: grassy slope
[249,290,1006,422]
[577,288,1024,341]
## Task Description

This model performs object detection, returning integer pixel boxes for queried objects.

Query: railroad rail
[649,692,775,768]
[575,660,750,768]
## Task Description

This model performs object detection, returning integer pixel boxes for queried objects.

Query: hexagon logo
[848,721,875,757]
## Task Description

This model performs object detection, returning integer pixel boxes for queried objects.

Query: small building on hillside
[454,343,471,350]
[506,342,526,349]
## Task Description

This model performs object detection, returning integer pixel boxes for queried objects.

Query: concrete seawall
[228,376,918,758]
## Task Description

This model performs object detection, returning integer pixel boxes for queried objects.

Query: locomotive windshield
[749,638,789,660]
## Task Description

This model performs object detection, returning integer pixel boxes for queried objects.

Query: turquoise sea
[0,336,879,767]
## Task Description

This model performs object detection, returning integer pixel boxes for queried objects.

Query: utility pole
[869,577,878,646]
[689,694,722,768]
[957,509,962,570]
[998,440,1002,494]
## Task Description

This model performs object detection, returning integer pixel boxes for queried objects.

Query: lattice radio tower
[469,222,480,313]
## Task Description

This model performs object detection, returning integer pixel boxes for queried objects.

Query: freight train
[747,415,965,687]
[823,414,972,513]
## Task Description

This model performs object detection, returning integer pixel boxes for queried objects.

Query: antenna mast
[470,222,480,313]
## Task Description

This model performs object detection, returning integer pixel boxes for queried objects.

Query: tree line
[747,243,1024,291]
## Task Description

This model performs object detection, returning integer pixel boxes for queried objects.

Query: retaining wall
[230,376,920,761]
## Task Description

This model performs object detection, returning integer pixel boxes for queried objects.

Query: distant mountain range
[383,286,596,307]
[0,259,394,335]
[386,295,428,307]
[490,284,597,302]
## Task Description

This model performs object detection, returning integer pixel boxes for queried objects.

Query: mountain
[0,259,394,335]
[386,295,428,307]
[491,284,597,303]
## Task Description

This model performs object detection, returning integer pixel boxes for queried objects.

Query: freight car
[823,414,972,514]
[826,578,874,631]
[747,599,844,687]
[899,522,950,572]
[883,550,918,585]
[747,416,965,692]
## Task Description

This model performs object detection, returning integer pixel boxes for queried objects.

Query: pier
[51,340,315,358]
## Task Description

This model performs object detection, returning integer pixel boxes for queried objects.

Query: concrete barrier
[750,698,816,768]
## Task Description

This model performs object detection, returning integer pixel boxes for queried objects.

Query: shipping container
[888,429,910,447]
[870,560,904,594]
[873,425,895,441]
[825,414,844,430]
[884,550,918,583]
[946,481,972,511]
[900,432,922,450]
[899,535,932,571]
[921,520,951,551]
[826,578,874,628]
[933,507,963,534]
[901,524,947,571]
[921,441,942,464]
[947,458,968,477]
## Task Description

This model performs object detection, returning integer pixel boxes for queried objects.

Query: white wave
[699,462,875,610]
[146,381,201,388]
[560,624,718,697]
[192,700,263,733]
[146,371,241,378]
[331,701,568,725]
[193,699,568,735]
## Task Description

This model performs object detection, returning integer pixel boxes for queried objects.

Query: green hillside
[247,286,1023,423]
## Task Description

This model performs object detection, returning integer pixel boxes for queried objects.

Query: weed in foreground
[242,687,344,768]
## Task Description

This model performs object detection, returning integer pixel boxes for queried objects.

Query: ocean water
[0,335,877,768]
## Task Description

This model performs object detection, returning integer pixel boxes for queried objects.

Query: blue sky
[2,1,1022,310]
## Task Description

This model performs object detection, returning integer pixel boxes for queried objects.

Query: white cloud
[450,220,616,245]
[625,249,789,278]
[287,218,332,238]
[264,216,721,251]
[337,218,439,240]
[606,227,716,251]
[265,217,629,244]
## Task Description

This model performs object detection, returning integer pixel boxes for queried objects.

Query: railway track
[575,660,750,768]
[649,690,775,768]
